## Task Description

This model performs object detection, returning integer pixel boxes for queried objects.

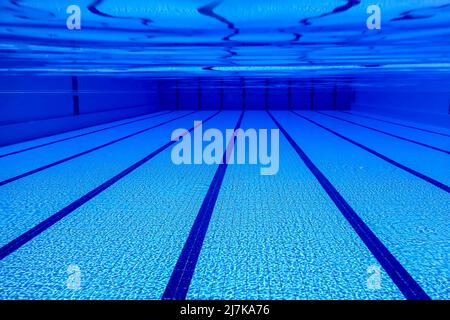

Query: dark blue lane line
[317,111,450,155]
[0,111,173,159]
[71,76,80,116]
[0,112,195,187]
[162,111,244,300]
[292,111,450,194]
[0,112,221,261]
[268,111,430,300]
[343,111,450,138]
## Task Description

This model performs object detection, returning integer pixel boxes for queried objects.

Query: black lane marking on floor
[0,112,221,261]
[332,84,337,111]
[242,78,246,110]
[292,111,450,194]
[219,80,224,111]
[198,78,202,111]
[71,76,80,115]
[0,111,173,159]
[162,111,245,300]
[176,80,180,111]
[317,111,450,154]
[343,111,450,138]
[0,112,195,187]
[268,111,430,300]
[288,79,292,110]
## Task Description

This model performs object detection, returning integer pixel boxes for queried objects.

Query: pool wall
[0,75,160,145]
[1,74,449,146]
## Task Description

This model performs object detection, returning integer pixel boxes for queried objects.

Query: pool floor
[0,110,448,300]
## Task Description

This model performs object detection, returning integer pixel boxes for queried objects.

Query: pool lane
[273,111,450,299]
[318,111,450,154]
[0,111,213,249]
[0,112,240,299]
[163,111,244,300]
[0,111,170,156]
[187,111,403,300]
[299,112,450,187]
[0,111,183,183]
[345,112,450,137]
[0,111,172,158]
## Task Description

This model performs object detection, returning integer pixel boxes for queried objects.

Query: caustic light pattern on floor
[0,111,449,300]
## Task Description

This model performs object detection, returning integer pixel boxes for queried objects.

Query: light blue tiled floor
[188,111,403,300]
[274,111,450,299]
[0,111,448,299]
[322,111,450,151]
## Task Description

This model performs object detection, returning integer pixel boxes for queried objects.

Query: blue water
[1,0,449,84]
[0,109,448,299]
[0,1,449,300]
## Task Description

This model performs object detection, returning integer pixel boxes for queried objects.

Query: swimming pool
[0,1,449,300]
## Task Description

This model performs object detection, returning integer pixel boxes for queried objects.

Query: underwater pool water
[0,0,449,300]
